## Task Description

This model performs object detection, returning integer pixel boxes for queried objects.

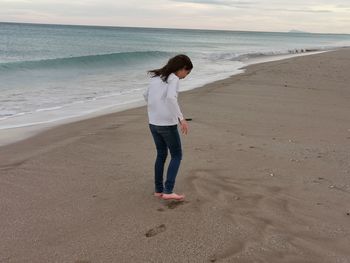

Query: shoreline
[1,47,350,262]
[0,47,341,148]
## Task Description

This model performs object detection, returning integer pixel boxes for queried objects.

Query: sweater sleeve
[143,86,149,102]
[166,75,184,122]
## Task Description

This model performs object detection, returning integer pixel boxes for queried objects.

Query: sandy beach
[1,48,350,262]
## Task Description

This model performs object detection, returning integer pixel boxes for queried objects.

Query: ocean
[1,22,350,138]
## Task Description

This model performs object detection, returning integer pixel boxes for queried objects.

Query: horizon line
[1,20,349,35]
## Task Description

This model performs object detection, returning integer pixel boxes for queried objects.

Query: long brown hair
[147,54,193,83]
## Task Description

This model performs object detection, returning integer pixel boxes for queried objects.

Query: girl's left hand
[180,119,189,135]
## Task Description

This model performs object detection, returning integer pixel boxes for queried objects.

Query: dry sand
[1,48,350,262]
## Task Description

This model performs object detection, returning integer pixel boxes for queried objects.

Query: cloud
[261,8,333,13]
[171,0,255,7]
[172,0,335,13]
[0,0,349,33]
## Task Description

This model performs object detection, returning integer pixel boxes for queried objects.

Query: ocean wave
[0,50,175,72]
[204,46,341,62]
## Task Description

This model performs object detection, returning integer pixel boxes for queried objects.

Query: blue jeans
[149,123,182,194]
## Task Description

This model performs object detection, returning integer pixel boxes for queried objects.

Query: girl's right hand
[180,119,189,135]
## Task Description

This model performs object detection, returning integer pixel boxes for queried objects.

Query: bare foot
[161,192,185,200]
[154,192,163,197]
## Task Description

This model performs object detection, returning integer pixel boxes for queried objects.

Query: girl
[143,54,193,201]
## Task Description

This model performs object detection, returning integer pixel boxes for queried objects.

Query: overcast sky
[1,0,349,33]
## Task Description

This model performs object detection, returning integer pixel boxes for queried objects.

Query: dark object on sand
[185,118,192,121]
[145,224,166,237]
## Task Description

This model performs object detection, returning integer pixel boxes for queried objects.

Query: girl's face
[175,68,191,79]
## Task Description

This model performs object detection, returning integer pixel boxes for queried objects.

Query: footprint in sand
[156,200,189,211]
[209,255,217,262]
[165,200,189,209]
[145,224,166,237]
[105,124,121,130]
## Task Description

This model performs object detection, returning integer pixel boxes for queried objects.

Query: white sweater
[143,72,184,126]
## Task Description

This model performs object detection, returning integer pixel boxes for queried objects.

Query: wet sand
[1,48,350,262]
